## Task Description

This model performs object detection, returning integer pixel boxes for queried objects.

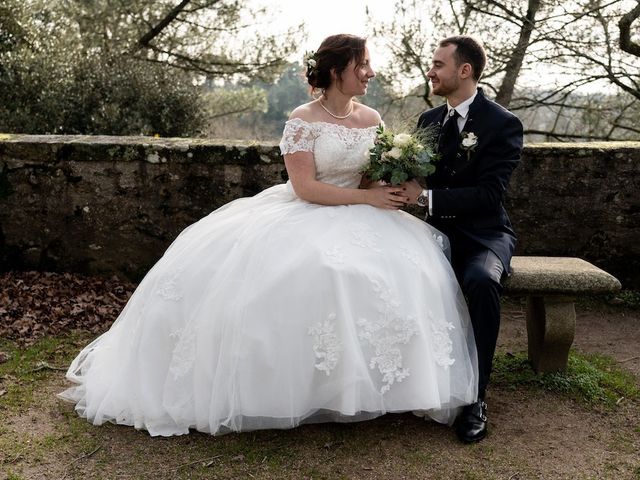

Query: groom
[402,35,523,443]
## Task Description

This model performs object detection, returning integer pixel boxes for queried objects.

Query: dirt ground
[501,298,640,378]
[1,277,639,479]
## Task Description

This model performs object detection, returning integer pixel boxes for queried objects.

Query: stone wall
[1,134,639,287]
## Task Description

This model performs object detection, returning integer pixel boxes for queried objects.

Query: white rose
[387,146,402,159]
[461,133,478,148]
[393,133,412,147]
[308,59,316,68]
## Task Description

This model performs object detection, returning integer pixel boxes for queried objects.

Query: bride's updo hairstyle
[306,34,367,92]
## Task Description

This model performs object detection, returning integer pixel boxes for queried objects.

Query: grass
[1,333,639,479]
[2,335,638,413]
[610,289,640,308]
[575,289,640,310]
[5,473,26,480]
[492,350,640,407]
[0,333,90,412]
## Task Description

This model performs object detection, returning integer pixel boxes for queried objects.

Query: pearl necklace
[319,99,353,119]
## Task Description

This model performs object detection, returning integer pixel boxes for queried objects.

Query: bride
[59,34,478,437]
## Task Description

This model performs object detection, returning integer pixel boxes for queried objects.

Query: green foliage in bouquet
[362,124,440,185]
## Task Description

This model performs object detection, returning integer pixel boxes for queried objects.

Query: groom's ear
[459,63,473,80]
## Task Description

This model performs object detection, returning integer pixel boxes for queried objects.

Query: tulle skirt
[59,184,478,436]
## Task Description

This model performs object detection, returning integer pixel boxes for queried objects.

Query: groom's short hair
[440,36,486,82]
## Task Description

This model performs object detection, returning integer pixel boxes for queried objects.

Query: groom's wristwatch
[416,189,429,208]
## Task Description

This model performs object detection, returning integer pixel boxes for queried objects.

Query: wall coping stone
[0,134,282,166]
[2,133,639,156]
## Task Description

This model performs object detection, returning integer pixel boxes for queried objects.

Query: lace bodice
[279,118,377,188]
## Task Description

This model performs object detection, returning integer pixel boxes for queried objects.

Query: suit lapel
[420,93,485,176]
[457,89,487,164]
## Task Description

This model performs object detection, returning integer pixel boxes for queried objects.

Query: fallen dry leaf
[0,271,135,345]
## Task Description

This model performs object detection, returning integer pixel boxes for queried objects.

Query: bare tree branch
[135,44,285,76]
[451,0,471,32]
[464,1,523,27]
[400,37,433,107]
[614,123,640,134]
[370,0,640,140]
[560,42,640,101]
[174,17,257,33]
[181,0,225,14]
[477,0,526,23]
[537,0,621,26]
[137,0,194,49]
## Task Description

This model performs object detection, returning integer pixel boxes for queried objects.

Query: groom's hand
[399,179,423,205]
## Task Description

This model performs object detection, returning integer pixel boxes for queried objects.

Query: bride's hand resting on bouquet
[362,183,409,210]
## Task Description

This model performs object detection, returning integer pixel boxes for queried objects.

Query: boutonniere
[460,132,478,160]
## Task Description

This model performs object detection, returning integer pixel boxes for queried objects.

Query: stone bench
[503,256,622,373]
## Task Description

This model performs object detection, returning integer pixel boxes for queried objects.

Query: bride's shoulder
[288,101,323,123]
[353,103,382,128]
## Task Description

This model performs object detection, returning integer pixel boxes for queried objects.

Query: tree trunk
[494,0,542,107]
[619,1,640,58]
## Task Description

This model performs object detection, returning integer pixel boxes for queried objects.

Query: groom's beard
[432,77,461,97]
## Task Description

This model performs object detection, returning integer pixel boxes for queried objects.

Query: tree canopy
[0,0,301,136]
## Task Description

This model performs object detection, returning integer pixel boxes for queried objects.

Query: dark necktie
[439,108,460,163]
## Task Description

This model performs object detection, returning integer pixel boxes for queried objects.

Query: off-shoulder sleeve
[279,118,316,155]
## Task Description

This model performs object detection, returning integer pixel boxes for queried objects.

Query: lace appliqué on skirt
[156,267,185,301]
[324,246,346,265]
[308,313,342,375]
[357,281,420,394]
[429,311,456,368]
[400,248,423,269]
[351,222,382,252]
[168,324,197,379]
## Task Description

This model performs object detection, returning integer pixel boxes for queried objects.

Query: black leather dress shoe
[455,400,488,443]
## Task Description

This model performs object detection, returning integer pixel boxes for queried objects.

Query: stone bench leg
[525,295,576,373]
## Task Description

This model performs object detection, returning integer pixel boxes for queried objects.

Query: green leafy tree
[206,63,311,140]
[0,0,301,136]
[262,64,310,125]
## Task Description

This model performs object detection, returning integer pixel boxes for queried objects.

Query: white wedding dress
[59,118,478,436]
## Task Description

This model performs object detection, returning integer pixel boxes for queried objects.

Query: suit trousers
[450,233,505,400]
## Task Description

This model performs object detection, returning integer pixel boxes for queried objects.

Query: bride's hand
[359,176,386,189]
[362,185,409,209]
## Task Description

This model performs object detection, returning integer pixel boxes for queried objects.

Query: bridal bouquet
[362,125,440,185]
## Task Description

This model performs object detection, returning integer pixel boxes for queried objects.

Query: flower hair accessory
[304,51,317,73]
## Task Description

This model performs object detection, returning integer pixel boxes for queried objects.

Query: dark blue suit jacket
[417,88,523,271]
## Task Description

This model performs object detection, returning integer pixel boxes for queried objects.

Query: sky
[255,0,397,65]
[250,0,627,94]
